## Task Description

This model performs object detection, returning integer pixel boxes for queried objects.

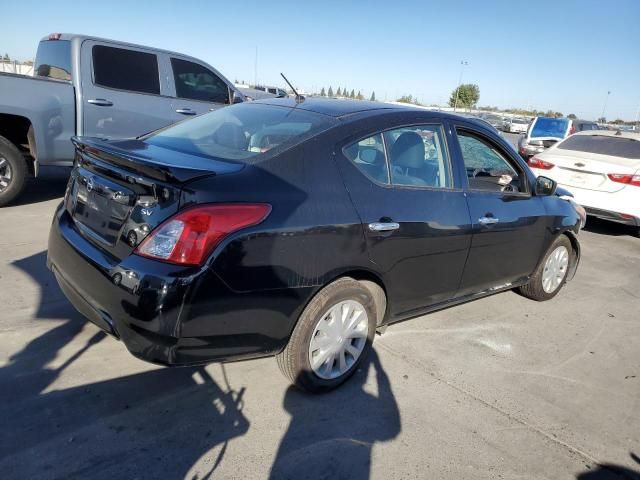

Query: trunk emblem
[141,209,153,216]
[574,162,586,167]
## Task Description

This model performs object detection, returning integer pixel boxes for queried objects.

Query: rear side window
[557,135,640,159]
[343,125,452,188]
[92,45,160,95]
[171,58,229,104]
[530,117,569,138]
[35,40,71,81]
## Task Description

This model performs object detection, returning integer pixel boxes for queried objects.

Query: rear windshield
[34,40,72,81]
[531,117,569,138]
[513,118,528,124]
[144,103,336,162]
[557,135,640,159]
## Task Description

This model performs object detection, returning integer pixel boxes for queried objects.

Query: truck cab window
[171,58,230,104]
[35,40,72,81]
[92,45,160,95]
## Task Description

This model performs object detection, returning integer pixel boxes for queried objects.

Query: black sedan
[48,98,583,392]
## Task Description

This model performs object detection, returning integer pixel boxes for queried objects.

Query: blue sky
[2,0,639,120]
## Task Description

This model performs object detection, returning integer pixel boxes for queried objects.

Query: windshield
[557,135,640,159]
[530,117,569,139]
[145,103,336,162]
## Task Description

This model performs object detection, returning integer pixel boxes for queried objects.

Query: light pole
[601,90,611,122]
[453,60,468,112]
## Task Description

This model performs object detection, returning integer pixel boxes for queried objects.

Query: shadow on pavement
[10,166,70,207]
[583,216,638,238]
[269,349,401,480]
[576,452,640,479]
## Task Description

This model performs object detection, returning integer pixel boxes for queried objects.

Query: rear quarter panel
[0,73,76,164]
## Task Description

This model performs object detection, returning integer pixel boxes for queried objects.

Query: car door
[452,123,549,296]
[167,57,232,120]
[80,40,175,138]
[337,120,473,318]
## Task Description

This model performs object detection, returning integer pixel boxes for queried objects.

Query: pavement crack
[376,340,602,466]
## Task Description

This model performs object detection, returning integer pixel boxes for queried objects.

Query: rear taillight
[135,203,271,266]
[529,157,555,170]
[569,126,576,135]
[607,174,640,187]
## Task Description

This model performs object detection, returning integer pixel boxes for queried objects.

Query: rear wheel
[518,235,573,301]
[0,135,27,207]
[276,277,377,393]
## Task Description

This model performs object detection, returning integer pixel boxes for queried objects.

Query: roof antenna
[280,73,304,103]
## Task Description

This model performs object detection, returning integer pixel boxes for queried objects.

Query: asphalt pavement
[1,167,638,480]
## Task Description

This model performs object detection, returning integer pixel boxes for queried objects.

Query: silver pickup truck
[0,33,244,206]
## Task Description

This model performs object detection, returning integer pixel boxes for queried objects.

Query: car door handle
[368,222,400,232]
[87,98,113,107]
[478,216,499,225]
[175,108,197,115]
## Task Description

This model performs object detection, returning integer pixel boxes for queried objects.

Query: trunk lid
[541,150,640,192]
[65,137,243,259]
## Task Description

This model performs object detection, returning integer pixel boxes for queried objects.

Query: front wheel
[0,135,27,207]
[518,235,573,301]
[276,277,377,393]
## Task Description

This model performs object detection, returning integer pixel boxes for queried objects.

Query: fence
[0,61,34,76]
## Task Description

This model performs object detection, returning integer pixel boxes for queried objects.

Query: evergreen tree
[336,87,342,96]
[370,91,376,101]
[328,86,334,97]
[350,89,355,98]
[320,87,326,96]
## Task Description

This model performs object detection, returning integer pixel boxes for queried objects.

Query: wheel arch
[0,113,36,175]
[561,230,581,281]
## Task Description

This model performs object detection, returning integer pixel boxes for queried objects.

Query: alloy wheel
[542,245,569,293]
[0,156,12,193]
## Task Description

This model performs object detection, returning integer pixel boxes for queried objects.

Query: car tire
[276,277,378,393]
[0,135,27,207]
[518,235,573,301]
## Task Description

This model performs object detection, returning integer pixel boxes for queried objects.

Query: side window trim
[454,124,530,196]
[90,43,162,96]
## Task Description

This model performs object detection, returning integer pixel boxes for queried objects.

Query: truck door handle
[175,108,197,115]
[87,98,113,107]
[368,222,400,232]
[478,216,499,225]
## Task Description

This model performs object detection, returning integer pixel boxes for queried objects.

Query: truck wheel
[276,277,377,393]
[0,135,27,207]
[518,235,573,301]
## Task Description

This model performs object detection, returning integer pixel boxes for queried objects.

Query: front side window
[92,45,160,94]
[457,130,524,193]
[343,124,452,188]
[171,58,229,104]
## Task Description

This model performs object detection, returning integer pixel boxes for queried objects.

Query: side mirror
[231,91,244,104]
[534,175,557,196]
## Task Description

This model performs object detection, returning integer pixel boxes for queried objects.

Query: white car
[503,117,529,134]
[529,130,640,234]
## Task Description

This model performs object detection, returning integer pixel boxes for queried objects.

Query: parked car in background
[528,130,640,235]
[478,113,505,130]
[503,117,529,134]
[48,98,583,393]
[518,117,571,159]
[0,33,244,206]
[572,119,599,133]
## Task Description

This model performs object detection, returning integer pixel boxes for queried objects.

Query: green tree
[2,53,9,62]
[350,89,355,98]
[336,87,342,96]
[597,116,606,123]
[448,84,479,109]
[328,86,334,97]
[397,94,414,104]
[554,112,563,118]
[320,87,326,97]
[370,91,376,101]
[356,90,363,100]
[567,113,577,119]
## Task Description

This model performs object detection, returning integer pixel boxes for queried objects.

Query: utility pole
[453,60,468,112]
[601,90,611,122]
